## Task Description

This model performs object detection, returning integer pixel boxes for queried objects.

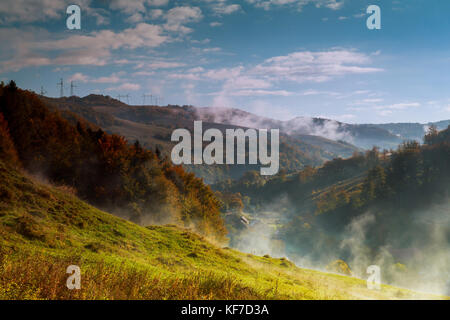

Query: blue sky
[1,0,450,124]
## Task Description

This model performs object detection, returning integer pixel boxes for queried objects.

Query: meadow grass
[0,161,446,300]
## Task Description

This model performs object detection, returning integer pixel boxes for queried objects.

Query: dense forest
[0,81,226,241]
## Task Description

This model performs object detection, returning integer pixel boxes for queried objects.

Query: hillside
[216,127,450,295]
[0,159,442,300]
[0,83,226,240]
[41,95,360,183]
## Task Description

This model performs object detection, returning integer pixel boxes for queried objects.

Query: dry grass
[0,249,263,300]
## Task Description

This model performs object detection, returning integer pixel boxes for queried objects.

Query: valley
[1,83,449,299]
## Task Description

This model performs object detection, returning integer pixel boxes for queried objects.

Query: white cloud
[299,89,340,96]
[107,83,141,91]
[109,0,168,15]
[201,0,242,15]
[0,0,108,25]
[373,102,420,116]
[203,66,243,80]
[0,24,169,72]
[188,67,205,73]
[143,61,186,69]
[168,66,205,80]
[166,49,382,106]
[0,0,79,23]
[132,71,156,77]
[317,113,357,122]
[164,6,203,34]
[110,0,146,14]
[202,47,222,53]
[68,72,90,83]
[210,22,223,27]
[245,0,344,11]
[191,38,211,44]
[169,73,202,81]
[150,9,165,19]
[114,59,132,64]
[251,49,383,83]
[378,110,393,117]
[68,72,122,84]
[375,102,420,110]
[232,89,293,96]
[147,0,169,6]
[213,3,242,15]
[91,75,122,84]
[361,98,383,103]
[126,12,145,23]
[133,58,187,71]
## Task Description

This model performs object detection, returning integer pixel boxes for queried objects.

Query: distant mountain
[373,120,450,142]
[41,95,450,182]
[41,95,360,183]
[196,107,450,150]
[196,107,403,150]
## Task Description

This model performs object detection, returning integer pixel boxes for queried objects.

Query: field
[0,160,445,300]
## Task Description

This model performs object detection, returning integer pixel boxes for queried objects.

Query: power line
[142,94,152,105]
[117,94,130,104]
[154,95,164,106]
[70,81,77,96]
[57,78,64,98]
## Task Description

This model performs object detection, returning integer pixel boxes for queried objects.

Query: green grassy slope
[0,160,444,300]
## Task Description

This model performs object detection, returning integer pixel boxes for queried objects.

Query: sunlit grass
[0,160,446,300]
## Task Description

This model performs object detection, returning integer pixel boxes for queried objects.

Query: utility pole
[57,78,64,97]
[142,94,152,105]
[70,81,77,96]
[117,94,130,104]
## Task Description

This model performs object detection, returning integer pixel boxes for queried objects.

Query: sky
[1,0,450,124]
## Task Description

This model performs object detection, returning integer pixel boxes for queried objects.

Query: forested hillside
[42,95,360,183]
[216,126,450,294]
[0,82,226,241]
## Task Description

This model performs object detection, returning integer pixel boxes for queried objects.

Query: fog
[230,197,450,296]
[195,107,354,144]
